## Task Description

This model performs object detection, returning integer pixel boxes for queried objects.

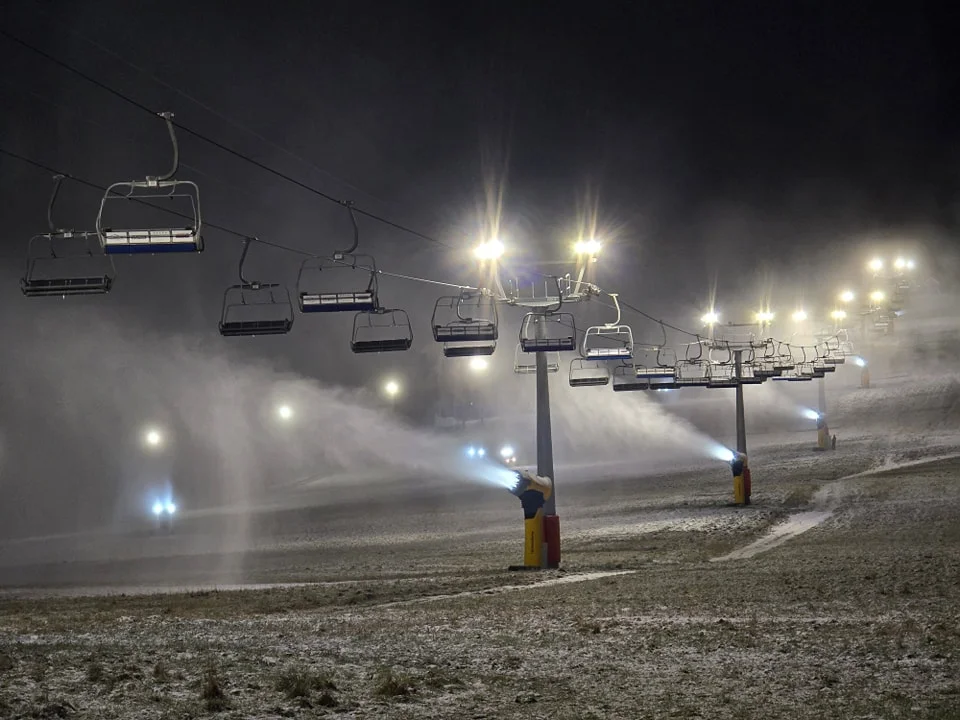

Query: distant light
[853,356,867,367]
[469,356,489,372]
[868,258,883,272]
[151,501,164,516]
[500,445,515,459]
[906,259,916,270]
[791,310,808,323]
[477,447,486,458]
[383,379,401,397]
[755,310,775,323]
[466,446,476,458]
[574,238,602,256]
[474,239,505,261]
[165,501,177,515]
[830,309,847,321]
[802,408,821,421]
[701,311,719,325]
[277,404,293,420]
[894,257,906,270]
[144,428,162,447]
[870,290,885,303]
[839,290,855,303]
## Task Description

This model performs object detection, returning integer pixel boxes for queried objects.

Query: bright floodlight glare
[870,290,885,302]
[574,238,602,256]
[701,311,719,325]
[165,501,176,515]
[144,429,162,447]
[469,356,489,372]
[839,290,855,303]
[791,310,808,323]
[474,238,505,261]
[830,309,847,320]
[906,259,915,270]
[383,379,400,397]
[802,408,821,421]
[868,258,883,272]
[277,404,293,420]
[755,310,774,323]
[500,445,515,458]
[466,446,476,458]
[853,356,867,367]
[151,501,164,516]
[477,447,486,458]
[894,257,906,270]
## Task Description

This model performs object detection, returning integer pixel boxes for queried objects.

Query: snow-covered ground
[0,373,959,718]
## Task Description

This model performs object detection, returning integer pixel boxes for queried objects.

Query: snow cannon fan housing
[509,469,553,518]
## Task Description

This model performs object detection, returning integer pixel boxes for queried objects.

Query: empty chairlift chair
[634,347,678,389]
[568,358,610,387]
[218,238,294,337]
[431,290,498,357]
[297,202,380,313]
[22,175,116,297]
[351,308,413,353]
[582,293,634,360]
[514,343,559,374]
[519,312,577,353]
[97,113,203,255]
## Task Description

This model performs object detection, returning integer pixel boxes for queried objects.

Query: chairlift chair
[97,113,203,254]
[582,294,634,360]
[432,290,498,357]
[519,312,577,353]
[351,307,413,353]
[514,343,559,374]
[568,358,610,388]
[22,176,116,297]
[675,360,711,387]
[739,363,764,385]
[706,363,738,388]
[634,347,676,379]
[218,238,294,337]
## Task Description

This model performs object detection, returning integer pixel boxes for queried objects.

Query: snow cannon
[508,470,556,570]
[730,452,751,506]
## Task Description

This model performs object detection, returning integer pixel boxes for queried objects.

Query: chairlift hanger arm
[47,174,65,232]
[335,201,360,256]
[152,112,179,183]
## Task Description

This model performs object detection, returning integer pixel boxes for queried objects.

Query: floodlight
[755,311,775,323]
[894,257,906,270]
[791,310,808,323]
[839,290,855,303]
[152,501,164,516]
[383,379,401,397]
[905,259,915,270]
[868,258,883,272]
[165,501,177,515]
[701,311,719,325]
[277,404,293,421]
[830,309,847,320]
[144,428,163,448]
[473,239,505,261]
[469,356,489,372]
[574,238,602,256]
[500,445,515,459]
[870,290,885,303]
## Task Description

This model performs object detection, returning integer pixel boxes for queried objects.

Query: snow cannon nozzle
[509,469,553,501]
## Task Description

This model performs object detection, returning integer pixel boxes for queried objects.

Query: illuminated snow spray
[506,469,557,569]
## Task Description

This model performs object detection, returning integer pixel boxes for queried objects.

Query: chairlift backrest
[568,358,611,387]
[432,291,498,343]
[218,238,294,337]
[514,343,559,374]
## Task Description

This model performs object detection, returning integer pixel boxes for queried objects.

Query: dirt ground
[1,431,959,719]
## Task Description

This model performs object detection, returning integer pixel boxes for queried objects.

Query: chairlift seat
[443,341,497,358]
[569,358,610,387]
[519,312,577,353]
[219,318,293,336]
[300,291,377,313]
[432,293,499,344]
[21,275,112,297]
[101,227,202,254]
[635,367,676,378]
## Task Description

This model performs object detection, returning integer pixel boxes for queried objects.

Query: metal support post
[734,349,746,455]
